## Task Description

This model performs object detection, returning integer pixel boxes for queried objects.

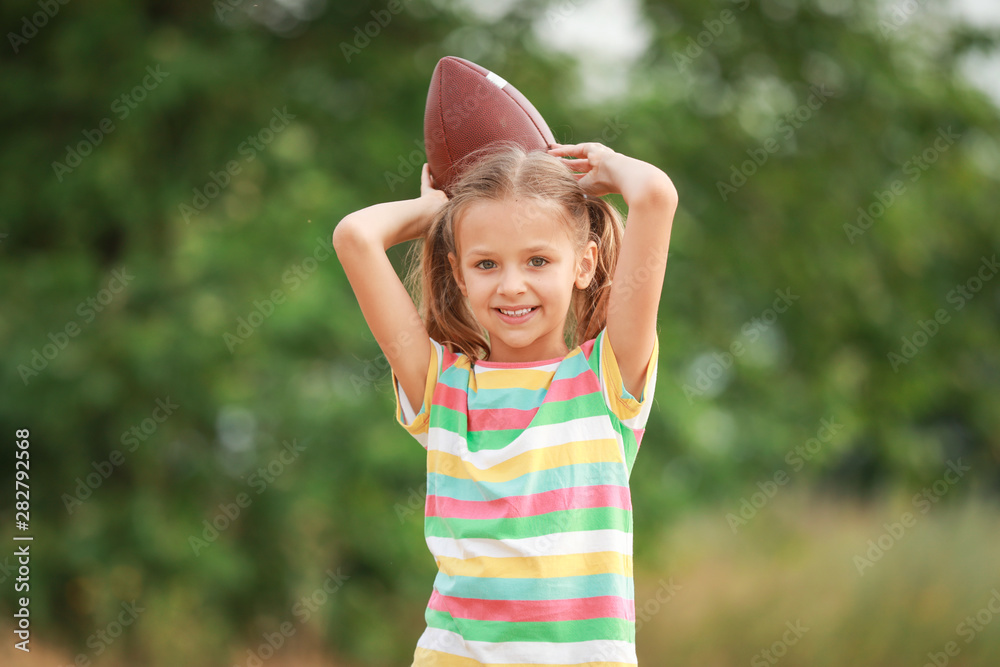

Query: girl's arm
[332,164,447,410]
[547,143,679,400]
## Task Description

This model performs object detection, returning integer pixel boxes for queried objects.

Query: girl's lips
[495,306,538,324]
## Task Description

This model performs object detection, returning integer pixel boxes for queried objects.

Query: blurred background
[2,0,1000,665]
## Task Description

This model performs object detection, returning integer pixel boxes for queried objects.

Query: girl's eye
[475,258,547,269]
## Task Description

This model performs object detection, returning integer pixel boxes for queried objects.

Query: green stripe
[425,609,635,643]
[431,394,612,452]
[425,507,632,540]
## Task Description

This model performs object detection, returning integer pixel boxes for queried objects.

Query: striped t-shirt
[391,325,659,666]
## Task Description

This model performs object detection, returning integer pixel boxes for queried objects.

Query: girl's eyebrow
[467,244,556,257]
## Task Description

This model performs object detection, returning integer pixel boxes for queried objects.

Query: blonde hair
[403,142,625,362]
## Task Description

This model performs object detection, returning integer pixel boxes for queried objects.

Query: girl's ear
[574,241,599,290]
[448,252,468,296]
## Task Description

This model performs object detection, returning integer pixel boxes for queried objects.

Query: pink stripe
[436,384,467,413]
[634,427,644,447]
[545,373,600,402]
[468,406,537,431]
[426,484,631,520]
[428,590,635,622]
[439,346,459,371]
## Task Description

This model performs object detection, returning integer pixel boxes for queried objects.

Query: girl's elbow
[649,176,679,208]
[333,214,361,251]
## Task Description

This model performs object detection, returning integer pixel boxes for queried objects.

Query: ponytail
[567,194,624,347]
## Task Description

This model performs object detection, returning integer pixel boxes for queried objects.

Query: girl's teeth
[501,307,534,316]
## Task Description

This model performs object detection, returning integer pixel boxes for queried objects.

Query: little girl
[333,140,678,666]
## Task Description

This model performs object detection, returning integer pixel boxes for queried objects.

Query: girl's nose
[497,268,527,295]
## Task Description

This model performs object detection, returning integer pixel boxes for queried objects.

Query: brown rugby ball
[423,56,556,195]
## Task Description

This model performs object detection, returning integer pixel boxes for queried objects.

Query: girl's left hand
[546,142,620,197]
[548,141,678,207]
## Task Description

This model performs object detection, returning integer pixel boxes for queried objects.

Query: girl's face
[448,197,598,363]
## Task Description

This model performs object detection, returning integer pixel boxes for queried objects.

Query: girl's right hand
[420,163,449,209]
[410,163,448,241]
[333,164,449,251]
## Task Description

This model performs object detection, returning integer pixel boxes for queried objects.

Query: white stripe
[397,375,418,424]
[413,431,429,449]
[425,529,632,560]
[475,359,561,375]
[485,71,508,90]
[417,627,637,664]
[427,414,619,467]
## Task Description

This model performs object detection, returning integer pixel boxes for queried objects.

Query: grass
[633,488,1000,666]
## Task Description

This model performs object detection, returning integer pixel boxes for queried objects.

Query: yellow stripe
[428,439,622,483]
[414,647,636,667]
[473,347,583,390]
[601,331,658,421]
[392,340,440,436]
[475,367,556,391]
[423,341,440,418]
[436,551,632,579]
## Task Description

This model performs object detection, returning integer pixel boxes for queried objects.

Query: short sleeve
[390,338,443,449]
[597,326,659,430]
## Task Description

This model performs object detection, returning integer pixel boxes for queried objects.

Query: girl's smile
[495,305,539,324]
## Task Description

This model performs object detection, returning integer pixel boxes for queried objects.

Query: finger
[546,144,584,156]
[556,158,592,172]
